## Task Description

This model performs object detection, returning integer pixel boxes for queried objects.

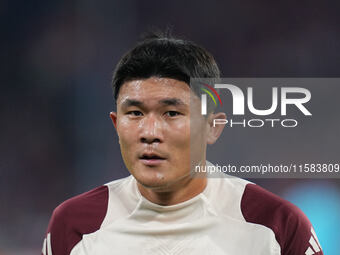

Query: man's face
[110,77,209,190]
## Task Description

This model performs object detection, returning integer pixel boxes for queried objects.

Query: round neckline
[132,176,212,211]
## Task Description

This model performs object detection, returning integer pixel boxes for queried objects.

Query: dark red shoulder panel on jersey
[46,185,108,255]
[241,183,323,255]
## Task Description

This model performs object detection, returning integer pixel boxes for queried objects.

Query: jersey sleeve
[41,185,109,255]
[241,183,323,255]
[42,202,69,255]
[280,205,323,255]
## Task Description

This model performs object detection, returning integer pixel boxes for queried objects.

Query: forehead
[117,77,192,104]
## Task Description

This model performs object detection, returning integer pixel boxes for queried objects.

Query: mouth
[139,153,166,166]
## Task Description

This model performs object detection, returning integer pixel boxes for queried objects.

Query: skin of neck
[136,161,208,206]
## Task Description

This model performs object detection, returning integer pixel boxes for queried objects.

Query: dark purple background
[1,0,339,254]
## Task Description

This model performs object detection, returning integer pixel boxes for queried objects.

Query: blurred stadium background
[1,0,339,254]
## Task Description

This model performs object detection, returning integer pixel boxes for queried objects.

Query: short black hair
[112,32,220,101]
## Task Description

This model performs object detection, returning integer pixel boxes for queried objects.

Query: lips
[140,153,165,160]
[139,152,166,166]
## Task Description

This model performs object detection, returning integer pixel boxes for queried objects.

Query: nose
[140,114,163,144]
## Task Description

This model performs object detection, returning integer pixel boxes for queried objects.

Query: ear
[109,112,118,129]
[206,112,227,144]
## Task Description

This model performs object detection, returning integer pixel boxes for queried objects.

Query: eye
[165,111,181,117]
[127,111,143,116]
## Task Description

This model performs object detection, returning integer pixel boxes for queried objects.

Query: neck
[137,175,207,206]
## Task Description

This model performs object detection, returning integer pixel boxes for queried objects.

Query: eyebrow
[121,99,143,108]
[121,98,187,108]
[159,98,186,106]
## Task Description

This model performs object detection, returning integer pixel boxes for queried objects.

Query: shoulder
[58,184,108,213]
[241,183,323,255]
[50,176,133,231]
[206,175,251,220]
[52,184,109,230]
[42,176,135,255]
[241,183,301,220]
[42,185,109,255]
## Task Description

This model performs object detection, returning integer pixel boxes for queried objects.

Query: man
[42,33,323,255]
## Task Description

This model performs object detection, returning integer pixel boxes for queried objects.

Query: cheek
[117,120,139,151]
[117,126,138,170]
[189,118,208,158]
[173,121,189,134]
[166,120,191,153]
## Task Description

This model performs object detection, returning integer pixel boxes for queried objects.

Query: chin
[137,174,167,187]
[134,171,177,190]
[131,163,187,189]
